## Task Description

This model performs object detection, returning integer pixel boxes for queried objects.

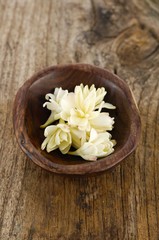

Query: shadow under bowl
[13,64,141,175]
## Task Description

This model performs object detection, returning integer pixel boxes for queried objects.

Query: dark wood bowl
[13,64,141,175]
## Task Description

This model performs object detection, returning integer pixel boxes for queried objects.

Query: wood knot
[114,25,158,65]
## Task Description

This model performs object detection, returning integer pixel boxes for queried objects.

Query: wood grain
[0,0,159,239]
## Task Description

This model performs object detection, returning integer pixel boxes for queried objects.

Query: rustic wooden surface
[0,0,159,239]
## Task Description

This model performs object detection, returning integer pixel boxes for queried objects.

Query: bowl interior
[25,66,132,166]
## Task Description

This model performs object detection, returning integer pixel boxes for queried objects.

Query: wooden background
[0,0,159,239]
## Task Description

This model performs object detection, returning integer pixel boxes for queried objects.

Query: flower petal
[55,87,68,102]
[90,132,111,145]
[89,128,98,142]
[59,141,71,154]
[70,128,86,149]
[68,142,97,161]
[69,115,88,128]
[55,129,61,145]
[102,102,116,109]
[45,93,55,101]
[40,111,55,128]
[95,87,106,106]
[90,113,114,131]
[41,137,49,150]
[60,93,75,120]
[44,125,57,137]
[43,101,61,112]
[46,135,58,152]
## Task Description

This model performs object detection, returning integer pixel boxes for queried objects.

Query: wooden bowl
[13,64,141,175]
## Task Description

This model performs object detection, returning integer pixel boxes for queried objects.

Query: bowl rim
[13,63,141,175]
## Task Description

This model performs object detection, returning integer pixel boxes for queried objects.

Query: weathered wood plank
[0,0,159,239]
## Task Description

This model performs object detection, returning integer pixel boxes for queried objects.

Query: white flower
[41,87,69,128]
[74,83,105,113]
[68,128,116,161]
[41,122,72,154]
[68,84,115,131]
[41,84,117,161]
[74,83,115,110]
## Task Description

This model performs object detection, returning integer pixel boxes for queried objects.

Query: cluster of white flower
[41,84,116,161]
